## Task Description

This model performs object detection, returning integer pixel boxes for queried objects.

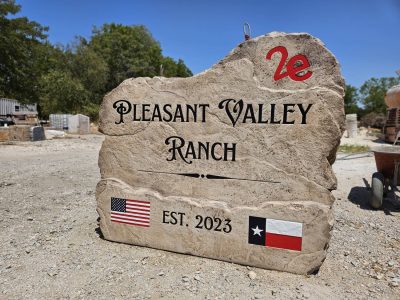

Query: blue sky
[17,0,400,87]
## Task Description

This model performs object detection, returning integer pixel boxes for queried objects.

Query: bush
[83,103,100,122]
[359,112,386,128]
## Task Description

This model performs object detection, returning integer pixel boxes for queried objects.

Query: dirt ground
[0,133,399,300]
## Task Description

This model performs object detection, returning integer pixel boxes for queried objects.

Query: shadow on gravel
[95,227,104,239]
[95,217,105,239]
[348,185,400,215]
[348,186,371,209]
[371,138,387,144]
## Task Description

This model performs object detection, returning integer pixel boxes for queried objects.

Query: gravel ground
[0,134,399,299]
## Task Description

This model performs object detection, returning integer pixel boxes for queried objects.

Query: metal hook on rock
[243,22,251,41]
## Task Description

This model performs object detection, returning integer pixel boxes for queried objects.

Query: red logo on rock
[266,46,312,82]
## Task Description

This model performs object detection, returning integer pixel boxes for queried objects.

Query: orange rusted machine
[371,146,400,208]
[383,85,400,143]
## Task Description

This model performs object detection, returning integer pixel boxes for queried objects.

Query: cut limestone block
[96,32,345,274]
[68,114,90,134]
[0,127,10,142]
[9,125,31,141]
[345,114,357,138]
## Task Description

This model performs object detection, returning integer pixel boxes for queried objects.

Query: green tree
[161,57,179,77]
[70,23,193,121]
[360,77,400,114]
[89,24,163,92]
[0,0,48,103]
[175,59,192,77]
[39,70,89,117]
[36,24,193,120]
[68,39,108,103]
[88,23,192,93]
[344,84,359,114]
[161,57,192,77]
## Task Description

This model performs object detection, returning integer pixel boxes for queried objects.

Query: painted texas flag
[248,216,303,251]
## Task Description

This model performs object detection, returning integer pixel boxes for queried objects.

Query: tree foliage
[0,0,48,103]
[161,57,193,77]
[39,70,88,116]
[89,24,162,92]
[87,24,192,94]
[359,77,400,114]
[344,84,359,114]
[66,40,109,109]
[359,112,386,128]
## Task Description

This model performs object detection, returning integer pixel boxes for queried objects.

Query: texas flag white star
[251,226,263,237]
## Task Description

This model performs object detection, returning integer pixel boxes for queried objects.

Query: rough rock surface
[97,32,345,274]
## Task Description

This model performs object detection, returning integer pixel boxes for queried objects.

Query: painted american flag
[111,197,150,227]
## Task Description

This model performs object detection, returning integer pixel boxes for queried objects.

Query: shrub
[359,112,386,128]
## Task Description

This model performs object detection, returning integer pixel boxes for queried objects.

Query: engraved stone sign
[96,32,345,274]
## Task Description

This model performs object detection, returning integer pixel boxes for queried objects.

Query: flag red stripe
[126,199,150,205]
[111,219,149,226]
[112,211,150,217]
[111,219,149,227]
[265,233,302,251]
[111,216,150,224]
[111,213,149,221]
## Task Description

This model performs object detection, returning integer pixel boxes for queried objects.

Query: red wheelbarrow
[371,146,400,208]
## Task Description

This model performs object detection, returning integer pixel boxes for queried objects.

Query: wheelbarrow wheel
[370,172,384,209]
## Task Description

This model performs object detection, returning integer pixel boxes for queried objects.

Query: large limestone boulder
[96,32,345,274]
[385,84,400,108]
